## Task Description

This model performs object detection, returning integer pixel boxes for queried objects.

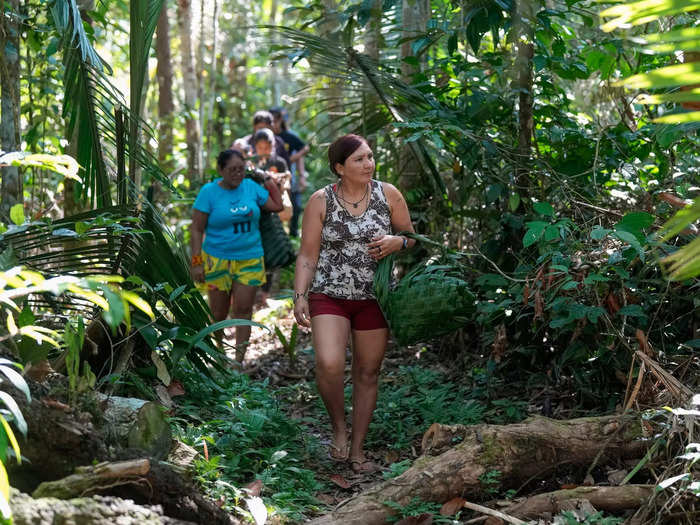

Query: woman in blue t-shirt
[190,149,283,362]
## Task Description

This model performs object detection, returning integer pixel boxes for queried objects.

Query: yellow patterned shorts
[199,252,266,292]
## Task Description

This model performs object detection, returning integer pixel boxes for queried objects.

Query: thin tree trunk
[513,0,534,202]
[204,0,218,167]
[177,0,202,183]
[398,0,430,191]
[196,0,205,172]
[156,0,175,175]
[322,0,343,138]
[0,0,22,221]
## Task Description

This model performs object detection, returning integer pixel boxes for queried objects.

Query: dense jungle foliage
[0,0,698,523]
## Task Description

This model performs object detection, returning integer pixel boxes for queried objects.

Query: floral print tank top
[310,179,392,300]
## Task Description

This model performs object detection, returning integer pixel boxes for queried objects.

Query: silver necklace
[337,182,368,209]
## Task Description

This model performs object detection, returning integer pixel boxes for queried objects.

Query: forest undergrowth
[170,291,660,525]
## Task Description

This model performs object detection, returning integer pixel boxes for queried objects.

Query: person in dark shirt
[270,107,310,237]
[232,110,290,167]
[250,128,291,305]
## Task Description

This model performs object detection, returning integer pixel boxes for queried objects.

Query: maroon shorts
[308,293,388,331]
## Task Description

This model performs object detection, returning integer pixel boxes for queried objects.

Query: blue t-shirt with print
[193,178,269,260]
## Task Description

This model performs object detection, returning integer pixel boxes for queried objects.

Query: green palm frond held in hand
[374,234,475,346]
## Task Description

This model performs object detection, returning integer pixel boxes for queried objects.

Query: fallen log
[499,485,654,520]
[309,415,648,525]
[11,488,195,525]
[33,459,151,499]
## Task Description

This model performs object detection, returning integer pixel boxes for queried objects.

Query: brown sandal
[328,442,349,462]
[350,459,382,474]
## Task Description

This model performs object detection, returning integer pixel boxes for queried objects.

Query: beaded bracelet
[191,254,203,266]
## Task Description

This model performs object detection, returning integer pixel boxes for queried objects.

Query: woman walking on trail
[190,149,283,362]
[293,134,415,473]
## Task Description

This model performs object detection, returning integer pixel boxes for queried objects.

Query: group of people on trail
[189,123,415,473]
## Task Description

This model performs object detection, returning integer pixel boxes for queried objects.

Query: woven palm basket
[373,234,475,346]
[260,211,295,269]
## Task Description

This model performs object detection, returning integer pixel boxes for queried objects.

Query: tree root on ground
[309,415,649,525]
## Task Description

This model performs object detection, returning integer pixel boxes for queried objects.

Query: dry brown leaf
[329,474,351,489]
[167,379,186,397]
[522,284,530,306]
[604,292,620,315]
[635,329,652,356]
[41,398,71,411]
[534,290,544,320]
[24,360,53,382]
[395,514,433,525]
[384,449,401,464]
[491,324,508,364]
[658,192,689,208]
[440,497,466,516]
[315,493,336,505]
[245,479,264,497]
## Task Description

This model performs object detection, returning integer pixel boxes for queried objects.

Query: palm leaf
[0,203,226,371]
[49,0,170,208]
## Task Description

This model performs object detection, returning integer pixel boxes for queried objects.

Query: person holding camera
[190,149,283,363]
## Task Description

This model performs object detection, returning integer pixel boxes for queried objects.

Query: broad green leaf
[613,230,646,262]
[523,221,547,247]
[619,305,648,318]
[584,273,610,284]
[17,303,35,327]
[533,201,554,217]
[509,192,520,212]
[544,225,560,242]
[0,415,21,464]
[9,204,25,226]
[617,212,654,233]
[591,226,611,240]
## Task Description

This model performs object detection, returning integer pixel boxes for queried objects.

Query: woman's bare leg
[231,281,258,362]
[349,328,388,466]
[312,314,351,457]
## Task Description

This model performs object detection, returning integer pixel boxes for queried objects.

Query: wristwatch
[293,291,308,303]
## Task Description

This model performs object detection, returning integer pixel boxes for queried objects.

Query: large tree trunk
[177,0,202,183]
[0,0,22,221]
[156,0,175,175]
[309,415,648,525]
[398,0,430,192]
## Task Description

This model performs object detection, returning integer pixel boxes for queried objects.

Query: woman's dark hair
[252,128,275,145]
[252,110,273,126]
[217,149,245,169]
[269,107,288,132]
[328,134,368,177]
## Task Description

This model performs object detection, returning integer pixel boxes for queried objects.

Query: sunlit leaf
[615,62,700,89]
[0,415,21,464]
